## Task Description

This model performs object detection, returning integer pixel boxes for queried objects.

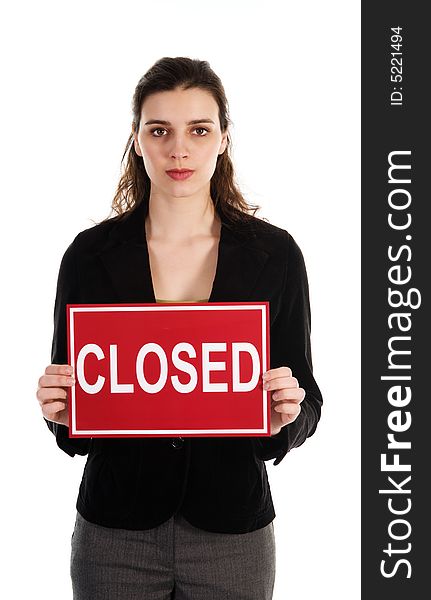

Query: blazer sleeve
[252,232,323,465]
[43,237,91,458]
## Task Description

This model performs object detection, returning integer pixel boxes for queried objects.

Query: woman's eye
[151,128,167,137]
[194,127,209,136]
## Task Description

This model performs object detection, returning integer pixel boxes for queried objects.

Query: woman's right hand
[37,364,75,427]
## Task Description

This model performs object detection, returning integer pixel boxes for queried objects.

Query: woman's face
[133,86,228,200]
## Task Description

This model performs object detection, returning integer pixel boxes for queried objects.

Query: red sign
[67,302,270,438]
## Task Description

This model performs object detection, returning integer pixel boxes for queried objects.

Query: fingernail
[263,382,270,390]
[67,377,75,384]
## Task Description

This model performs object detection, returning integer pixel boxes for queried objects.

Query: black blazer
[44,200,323,534]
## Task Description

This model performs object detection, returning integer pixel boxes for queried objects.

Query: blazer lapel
[97,201,270,303]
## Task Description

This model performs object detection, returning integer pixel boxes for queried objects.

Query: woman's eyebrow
[144,118,215,126]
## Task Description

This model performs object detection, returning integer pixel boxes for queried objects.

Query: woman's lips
[166,170,194,181]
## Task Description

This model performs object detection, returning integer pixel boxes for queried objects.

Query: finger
[45,364,74,376]
[272,399,304,413]
[38,373,75,389]
[273,402,302,417]
[263,375,299,391]
[37,387,68,404]
[42,401,67,418]
[263,366,292,380]
[279,408,301,426]
[271,387,306,402]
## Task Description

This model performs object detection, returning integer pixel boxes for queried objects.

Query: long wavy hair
[100,56,261,226]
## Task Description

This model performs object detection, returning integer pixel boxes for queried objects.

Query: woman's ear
[218,131,228,155]
[132,123,143,156]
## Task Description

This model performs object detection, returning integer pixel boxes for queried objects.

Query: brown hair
[101,56,261,226]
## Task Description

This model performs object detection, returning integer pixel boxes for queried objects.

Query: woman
[37,57,323,600]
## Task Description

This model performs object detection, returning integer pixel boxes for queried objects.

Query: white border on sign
[69,304,268,436]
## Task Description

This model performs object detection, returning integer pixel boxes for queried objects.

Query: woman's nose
[169,135,189,159]
[171,150,188,159]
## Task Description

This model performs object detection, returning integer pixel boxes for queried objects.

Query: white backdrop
[0,1,360,598]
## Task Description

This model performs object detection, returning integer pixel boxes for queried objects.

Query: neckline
[156,298,209,303]
[144,220,224,305]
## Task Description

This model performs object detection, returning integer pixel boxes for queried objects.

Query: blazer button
[171,437,184,449]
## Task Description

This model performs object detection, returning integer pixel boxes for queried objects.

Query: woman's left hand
[262,366,306,436]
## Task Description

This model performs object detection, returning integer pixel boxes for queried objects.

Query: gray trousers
[70,510,276,600]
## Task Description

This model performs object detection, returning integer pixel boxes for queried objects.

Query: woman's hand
[262,366,306,436]
[36,364,75,427]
